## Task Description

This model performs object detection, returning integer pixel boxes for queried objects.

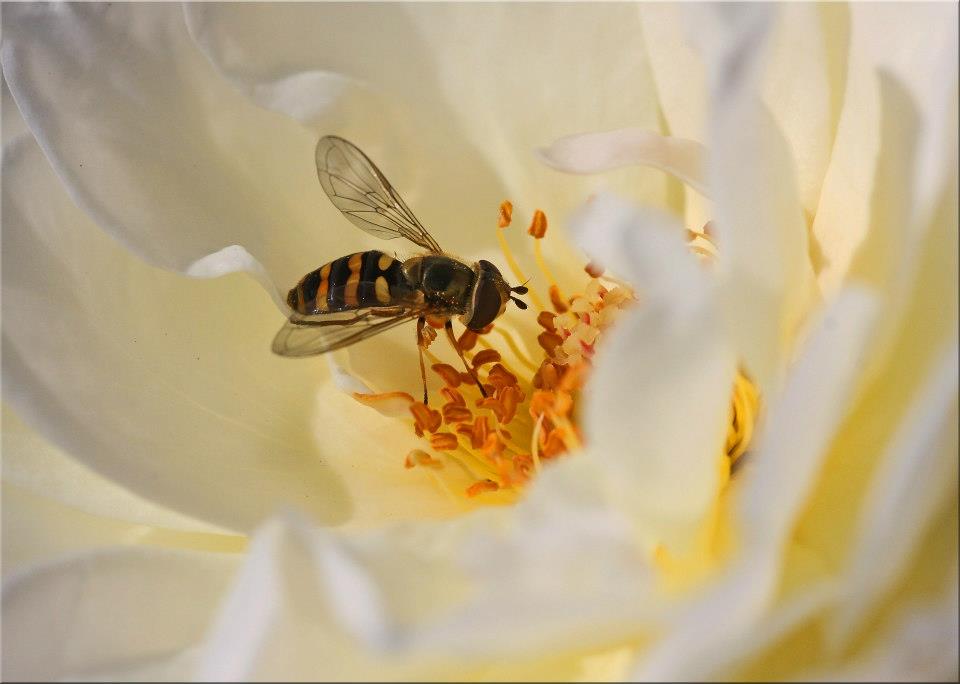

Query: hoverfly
[272,136,529,404]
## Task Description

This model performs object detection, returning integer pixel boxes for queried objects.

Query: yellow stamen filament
[496,226,546,311]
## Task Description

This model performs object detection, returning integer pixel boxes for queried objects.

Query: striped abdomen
[287,250,409,315]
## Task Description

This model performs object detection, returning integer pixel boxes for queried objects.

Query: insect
[273,136,529,404]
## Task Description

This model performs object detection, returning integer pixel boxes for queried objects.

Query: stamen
[471,349,502,368]
[371,201,758,505]
[498,200,513,228]
[430,432,459,451]
[496,200,547,311]
[466,479,500,497]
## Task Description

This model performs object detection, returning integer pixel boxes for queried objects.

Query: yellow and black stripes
[287,250,406,314]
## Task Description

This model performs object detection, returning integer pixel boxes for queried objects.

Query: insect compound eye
[465,273,505,331]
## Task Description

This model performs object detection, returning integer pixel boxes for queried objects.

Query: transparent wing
[316,136,443,254]
[272,306,424,358]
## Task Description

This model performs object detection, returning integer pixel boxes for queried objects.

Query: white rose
[2,3,956,680]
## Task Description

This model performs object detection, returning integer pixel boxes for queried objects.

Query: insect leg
[444,320,487,398]
[417,316,429,405]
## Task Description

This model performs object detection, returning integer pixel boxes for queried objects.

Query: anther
[443,405,474,424]
[458,329,479,352]
[585,261,605,278]
[440,386,466,407]
[466,479,500,497]
[528,209,548,239]
[487,363,518,390]
[536,311,557,332]
[410,403,442,433]
[549,285,569,313]
[430,432,459,451]
[471,349,501,367]
[432,363,462,387]
[498,200,513,228]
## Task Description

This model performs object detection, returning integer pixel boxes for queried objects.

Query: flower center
[354,205,759,502]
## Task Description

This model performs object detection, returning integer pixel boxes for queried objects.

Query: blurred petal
[2,404,227,535]
[634,285,880,679]
[811,3,958,294]
[829,346,957,646]
[536,129,708,197]
[1,483,244,580]
[1,548,239,681]
[570,194,736,551]
[696,4,818,394]
[0,3,341,296]
[198,461,660,680]
[2,136,468,532]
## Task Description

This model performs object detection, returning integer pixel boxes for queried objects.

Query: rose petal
[828,346,958,647]
[198,462,661,679]
[634,286,880,679]
[1,483,244,580]
[186,3,671,234]
[0,3,344,295]
[2,136,465,532]
[811,3,959,294]
[536,129,708,197]
[569,194,736,551]
[1,547,239,681]
[2,404,228,535]
[696,4,818,395]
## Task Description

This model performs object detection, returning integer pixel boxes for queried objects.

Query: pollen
[373,202,759,501]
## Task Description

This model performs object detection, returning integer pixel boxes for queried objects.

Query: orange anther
[471,349,501,368]
[536,311,557,332]
[431,363,462,387]
[458,329,479,352]
[487,363,518,390]
[528,209,548,239]
[466,479,500,497]
[559,363,587,392]
[409,402,442,433]
[430,432,459,451]
[499,386,520,423]
[537,331,563,356]
[540,362,560,390]
[470,416,489,449]
[549,285,569,313]
[440,386,466,407]
[481,433,506,459]
[498,200,513,228]
[542,428,568,458]
[443,405,473,424]
[405,449,442,469]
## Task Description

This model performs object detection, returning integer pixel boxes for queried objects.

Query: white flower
[2,3,957,680]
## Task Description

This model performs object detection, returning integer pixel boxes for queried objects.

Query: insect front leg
[444,320,487,399]
[416,316,429,405]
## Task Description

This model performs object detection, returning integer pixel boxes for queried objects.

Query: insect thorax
[402,255,475,313]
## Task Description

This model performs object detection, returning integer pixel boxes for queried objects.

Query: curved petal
[2,404,228,535]
[1,547,239,681]
[0,3,348,297]
[2,136,470,532]
[697,4,818,395]
[198,463,660,680]
[186,3,671,239]
[536,129,708,197]
[569,194,736,551]
[811,3,958,294]
[1,483,244,579]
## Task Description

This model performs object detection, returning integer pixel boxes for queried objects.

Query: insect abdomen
[287,250,407,314]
